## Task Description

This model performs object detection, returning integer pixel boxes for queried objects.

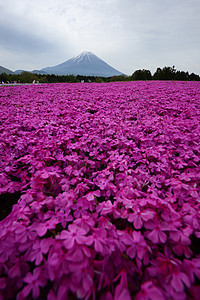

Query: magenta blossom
[122,231,150,261]
[145,220,168,244]
[135,281,165,300]
[56,224,88,249]
[19,268,46,299]
[25,238,53,265]
[128,206,156,229]
[1,81,200,299]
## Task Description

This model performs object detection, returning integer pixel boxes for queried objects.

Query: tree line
[0,66,199,84]
[131,66,200,81]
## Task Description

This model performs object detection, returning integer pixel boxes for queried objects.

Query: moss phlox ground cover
[0,81,200,299]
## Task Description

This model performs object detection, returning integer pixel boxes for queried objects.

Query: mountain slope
[14,70,27,74]
[0,66,14,75]
[41,51,123,77]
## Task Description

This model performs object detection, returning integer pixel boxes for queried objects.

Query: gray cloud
[0,24,54,53]
[0,0,200,74]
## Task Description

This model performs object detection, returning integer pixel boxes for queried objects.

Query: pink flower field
[0,81,200,299]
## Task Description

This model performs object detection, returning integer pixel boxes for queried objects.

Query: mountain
[14,70,27,74]
[0,66,14,75]
[41,51,123,77]
[32,70,47,74]
[14,70,47,75]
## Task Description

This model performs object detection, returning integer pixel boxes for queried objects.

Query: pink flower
[55,190,76,208]
[56,224,87,249]
[172,226,193,258]
[48,279,70,300]
[73,215,95,232]
[26,238,53,265]
[69,258,94,299]
[94,174,109,190]
[46,242,69,280]
[122,231,149,260]
[0,238,15,263]
[74,182,90,196]
[7,257,29,278]
[172,241,193,258]
[114,270,131,300]
[66,245,90,262]
[128,207,156,229]
[156,254,178,276]
[183,258,200,283]
[85,228,107,253]
[20,268,46,298]
[1,80,200,300]
[97,200,121,218]
[13,223,36,243]
[135,281,165,300]
[72,198,90,218]
[56,209,73,228]
[85,189,100,201]
[170,269,190,292]
[31,217,59,237]
[145,220,168,244]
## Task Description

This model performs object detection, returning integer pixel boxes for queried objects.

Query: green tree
[20,72,39,83]
[131,69,152,80]
[153,66,176,80]
[189,73,200,81]
[110,75,128,82]
[0,72,8,83]
[174,71,189,81]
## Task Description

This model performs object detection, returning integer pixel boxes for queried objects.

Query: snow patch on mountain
[40,52,124,77]
[72,51,94,64]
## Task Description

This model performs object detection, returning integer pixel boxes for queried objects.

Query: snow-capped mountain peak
[71,51,97,64]
[41,51,124,77]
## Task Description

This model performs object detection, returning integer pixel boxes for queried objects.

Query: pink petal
[134,215,143,229]
[149,287,165,300]
[22,285,32,297]
[127,245,136,259]
[148,230,159,244]
[64,238,75,249]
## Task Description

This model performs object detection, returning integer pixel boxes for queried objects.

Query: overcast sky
[1,0,200,75]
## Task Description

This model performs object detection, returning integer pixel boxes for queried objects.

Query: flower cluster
[0,81,200,299]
